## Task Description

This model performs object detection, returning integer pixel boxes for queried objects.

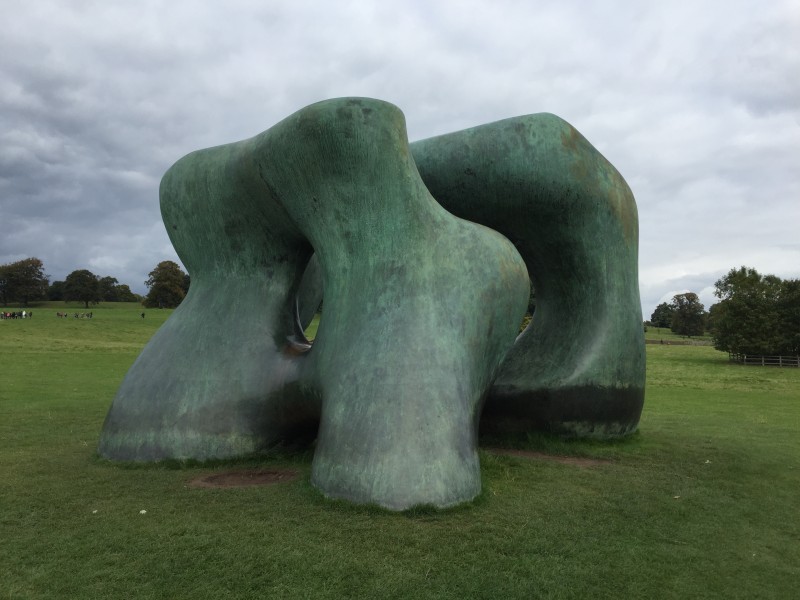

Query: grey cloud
[1,0,798,309]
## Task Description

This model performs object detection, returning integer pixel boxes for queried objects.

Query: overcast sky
[2,0,798,315]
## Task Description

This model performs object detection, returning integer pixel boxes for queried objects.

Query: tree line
[0,258,189,309]
[649,266,800,356]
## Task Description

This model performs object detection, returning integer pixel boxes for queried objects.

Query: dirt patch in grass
[486,448,613,467]
[188,469,299,488]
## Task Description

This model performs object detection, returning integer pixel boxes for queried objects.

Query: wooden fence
[728,354,800,367]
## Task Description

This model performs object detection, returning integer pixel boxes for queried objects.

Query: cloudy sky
[2,0,798,315]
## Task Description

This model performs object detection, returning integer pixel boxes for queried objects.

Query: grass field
[2,302,799,599]
[644,325,714,344]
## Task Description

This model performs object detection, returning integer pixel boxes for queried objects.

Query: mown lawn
[644,325,713,344]
[1,302,798,599]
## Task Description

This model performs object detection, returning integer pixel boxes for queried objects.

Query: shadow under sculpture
[99,98,531,510]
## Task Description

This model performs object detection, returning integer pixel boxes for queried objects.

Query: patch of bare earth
[188,469,299,488]
[486,448,612,467]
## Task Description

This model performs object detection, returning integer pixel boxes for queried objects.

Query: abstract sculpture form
[411,116,645,437]
[99,97,645,510]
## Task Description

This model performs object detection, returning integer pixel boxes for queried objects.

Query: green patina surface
[99,135,319,462]
[411,114,645,437]
[260,100,530,509]
[99,97,644,510]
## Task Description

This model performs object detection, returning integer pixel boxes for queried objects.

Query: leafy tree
[113,284,139,302]
[64,269,102,308]
[144,261,188,308]
[0,257,49,306]
[710,266,787,355]
[48,280,66,301]
[777,279,800,355]
[98,276,120,301]
[96,276,140,302]
[669,292,705,337]
[650,302,674,328]
[0,265,7,305]
[706,301,720,333]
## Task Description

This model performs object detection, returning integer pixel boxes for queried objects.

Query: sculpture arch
[99,97,644,510]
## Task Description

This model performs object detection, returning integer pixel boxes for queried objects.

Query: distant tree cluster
[710,267,800,356]
[650,302,675,329]
[650,292,707,337]
[143,261,189,308]
[0,256,146,308]
[0,258,49,306]
[1,256,191,309]
[49,270,140,308]
[669,292,706,337]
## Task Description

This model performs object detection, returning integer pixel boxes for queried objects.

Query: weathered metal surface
[99,98,644,511]
[411,114,645,438]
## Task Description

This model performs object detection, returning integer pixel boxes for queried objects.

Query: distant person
[141,312,145,319]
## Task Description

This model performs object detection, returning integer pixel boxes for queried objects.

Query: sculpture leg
[98,140,318,461]
[411,113,645,438]
[254,98,530,509]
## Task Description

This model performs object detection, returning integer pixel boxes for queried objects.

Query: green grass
[1,304,798,598]
[304,312,321,340]
[644,325,714,344]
